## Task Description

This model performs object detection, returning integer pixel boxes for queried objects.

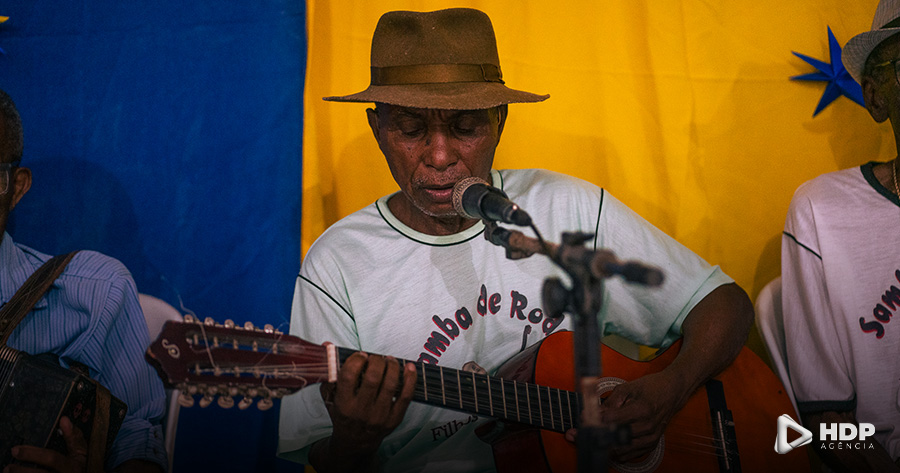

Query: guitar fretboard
[337,348,580,433]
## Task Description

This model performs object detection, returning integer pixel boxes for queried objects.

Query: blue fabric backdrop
[0,2,305,472]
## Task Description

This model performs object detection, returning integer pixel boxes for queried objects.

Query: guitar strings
[201,354,575,430]
[195,322,219,371]
[187,328,571,434]
[189,326,332,389]
[189,331,730,460]
[656,429,735,459]
[661,419,726,440]
[196,356,731,459]
[188,356,733,461]
[246,360,578,432]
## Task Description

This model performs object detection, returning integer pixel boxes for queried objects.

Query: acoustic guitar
[146,317,810,472]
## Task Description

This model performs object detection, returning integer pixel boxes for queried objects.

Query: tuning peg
[204,317,216,326]
[264,324,274,334]
[248,388,259,398]
[184,314,196,324]
[177,391,195,408]
[224,319,235,329]
[244,321,256,331]
[238,397,253,410]
[217,396,235,409]
[198,394,215,408]
[257,397,273,411]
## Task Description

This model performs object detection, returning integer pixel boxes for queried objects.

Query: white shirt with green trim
[279,168,731,472]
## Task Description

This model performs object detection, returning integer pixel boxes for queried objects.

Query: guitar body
[484,331,810,473]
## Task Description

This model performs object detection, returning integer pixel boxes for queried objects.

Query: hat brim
[324,82,549,110]
[843,27,900,83]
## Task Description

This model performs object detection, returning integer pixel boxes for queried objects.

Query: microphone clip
[483,220,536,260]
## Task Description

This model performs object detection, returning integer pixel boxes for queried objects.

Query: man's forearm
[665,283,754,402]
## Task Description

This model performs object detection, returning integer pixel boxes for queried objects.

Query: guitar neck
[146,319,580,432]
[336,347,579,433]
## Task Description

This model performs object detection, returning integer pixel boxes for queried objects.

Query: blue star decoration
[791,26,864,117]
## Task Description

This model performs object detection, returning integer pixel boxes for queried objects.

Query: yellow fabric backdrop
[301,1,894,353]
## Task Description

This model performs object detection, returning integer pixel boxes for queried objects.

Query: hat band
[371,63,504,86]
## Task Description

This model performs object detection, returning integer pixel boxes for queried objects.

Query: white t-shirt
[782,162,900,459]
[279,168,731,472]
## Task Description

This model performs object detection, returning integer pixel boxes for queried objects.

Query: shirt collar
[0,232,51,310]
[375,169,504,246]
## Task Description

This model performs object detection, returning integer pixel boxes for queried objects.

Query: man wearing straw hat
[781,1,900,471]
[279,8,753,472]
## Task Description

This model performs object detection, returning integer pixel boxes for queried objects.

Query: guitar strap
[0,251,79,346]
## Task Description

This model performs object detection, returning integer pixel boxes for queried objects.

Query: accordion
[0,345,127,469]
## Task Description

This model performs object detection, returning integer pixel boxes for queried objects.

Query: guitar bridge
[706,379,741,473]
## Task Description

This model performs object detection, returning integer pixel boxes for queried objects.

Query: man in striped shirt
[0,89,167,472]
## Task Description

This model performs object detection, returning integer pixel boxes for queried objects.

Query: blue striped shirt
[1,233,167,471]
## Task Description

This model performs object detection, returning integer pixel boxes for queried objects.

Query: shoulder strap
[0,251,79,346]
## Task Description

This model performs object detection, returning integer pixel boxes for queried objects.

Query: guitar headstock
[146,315,335,411]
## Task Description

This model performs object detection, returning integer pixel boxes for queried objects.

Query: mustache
[412,174,468,189]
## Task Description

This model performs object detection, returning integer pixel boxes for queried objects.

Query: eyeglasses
[0,161,20,195]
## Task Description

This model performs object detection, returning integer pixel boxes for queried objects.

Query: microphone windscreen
[452,177,488,218]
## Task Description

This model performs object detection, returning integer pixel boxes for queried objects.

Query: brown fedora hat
[324,8,549,110]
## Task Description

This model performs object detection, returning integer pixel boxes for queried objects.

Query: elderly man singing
[279,8,753,473]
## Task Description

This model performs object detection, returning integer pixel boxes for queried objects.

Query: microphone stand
[483,221,662,473]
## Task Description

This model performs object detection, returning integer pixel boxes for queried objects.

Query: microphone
[452,177,532,226]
